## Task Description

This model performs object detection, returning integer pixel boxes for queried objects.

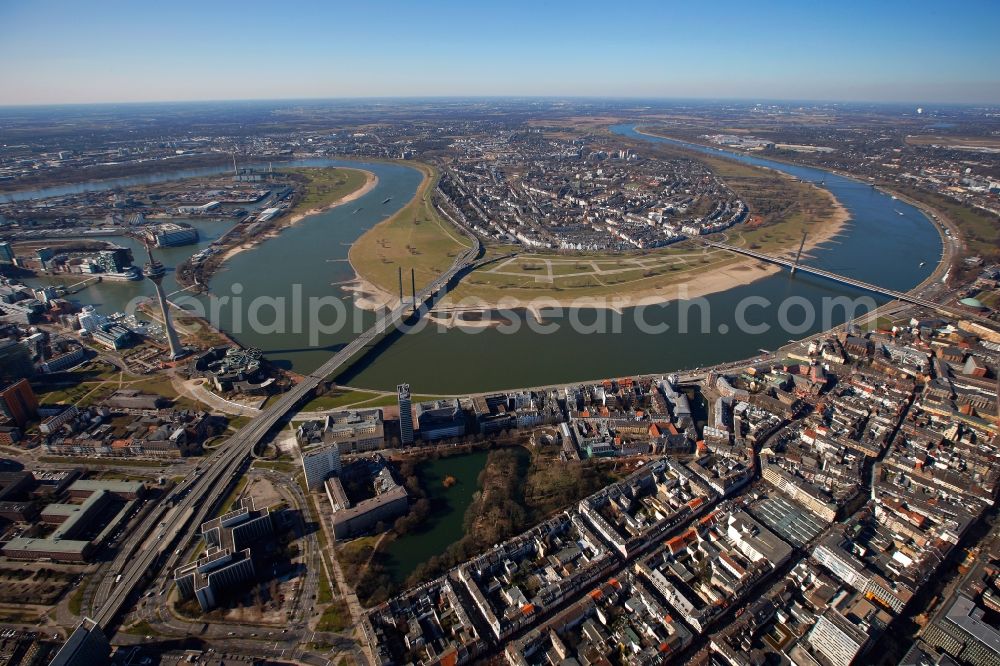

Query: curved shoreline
[633,126,957,283]
[345,148,852,327]
[215,168,379,269]
[343,164,439,312]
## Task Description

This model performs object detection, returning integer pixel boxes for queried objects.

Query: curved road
[91,204,483,633]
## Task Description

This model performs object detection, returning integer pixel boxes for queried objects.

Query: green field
[300,388,381,412]
[446,241,766,304]
[282,167,370,220]
[349,162,472,295]
[316,598,350,633]
[301,389,447,411]
[349,147,841,306]
[892,184,999,257]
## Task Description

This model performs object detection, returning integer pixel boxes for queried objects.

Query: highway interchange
[88,224,483,633]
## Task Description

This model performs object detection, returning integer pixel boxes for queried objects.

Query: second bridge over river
[701,239,984,323]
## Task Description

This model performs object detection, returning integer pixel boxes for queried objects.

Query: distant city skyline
[1,0,999,106]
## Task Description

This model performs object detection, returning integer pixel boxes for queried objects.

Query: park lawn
[315,562,333,605]
[123,620,158,636]
[348,162,472,296]
[70,360,120,382]
[316,599,350,633]
[39,455,171,467]
[893,184,999,257]
[862,316,899,332]
[129,375,208,412]
[228,415,252,430]
[347,393,443,408]
[299,388,381,412]
[446,252,747,304]
[67,584,86,616]
[33,381,119,408]
[252,459,299,473]
[283,167,370,219]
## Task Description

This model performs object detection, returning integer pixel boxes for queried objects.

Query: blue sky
[1,0,998,105]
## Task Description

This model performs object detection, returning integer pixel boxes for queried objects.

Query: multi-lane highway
[92,225,483,631]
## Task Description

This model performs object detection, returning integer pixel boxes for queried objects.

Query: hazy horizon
[0,94,995,111]
[2,0,999,106]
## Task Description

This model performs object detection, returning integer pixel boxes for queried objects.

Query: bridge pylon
[791,231,807,276]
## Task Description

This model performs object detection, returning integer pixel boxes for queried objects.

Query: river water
[339,126,942,392]
[7,128,943,393]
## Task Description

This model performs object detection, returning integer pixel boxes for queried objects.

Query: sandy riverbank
[216,169,378,266]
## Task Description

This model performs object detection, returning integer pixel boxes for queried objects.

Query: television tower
[142,240,183,359]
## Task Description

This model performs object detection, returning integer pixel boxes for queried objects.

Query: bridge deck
[701,240,982,321]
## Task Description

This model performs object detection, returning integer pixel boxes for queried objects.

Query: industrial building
[2,479,144,562]
[151,222,199,247]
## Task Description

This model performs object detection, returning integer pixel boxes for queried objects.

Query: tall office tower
[0,241,14,263]
[397,383,414,445]
[0,339,34,380]
[0,379,39,427]
[301,443,342,489]
[48,617,111,666]
[142,241,183,359]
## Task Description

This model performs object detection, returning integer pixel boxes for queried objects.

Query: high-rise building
[301,442,342,489]
[77,305,102,333]
[0,379,38,428]
[805,609,869,666]
[397,383,413,445]
[0,241,14,264]
[48,617,111,666]
[142,241,184,359]
[0,340,34,380]
[174,498,272,612]
[35,247,55,270]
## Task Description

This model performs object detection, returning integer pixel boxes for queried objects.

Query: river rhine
[12,129,943,394]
